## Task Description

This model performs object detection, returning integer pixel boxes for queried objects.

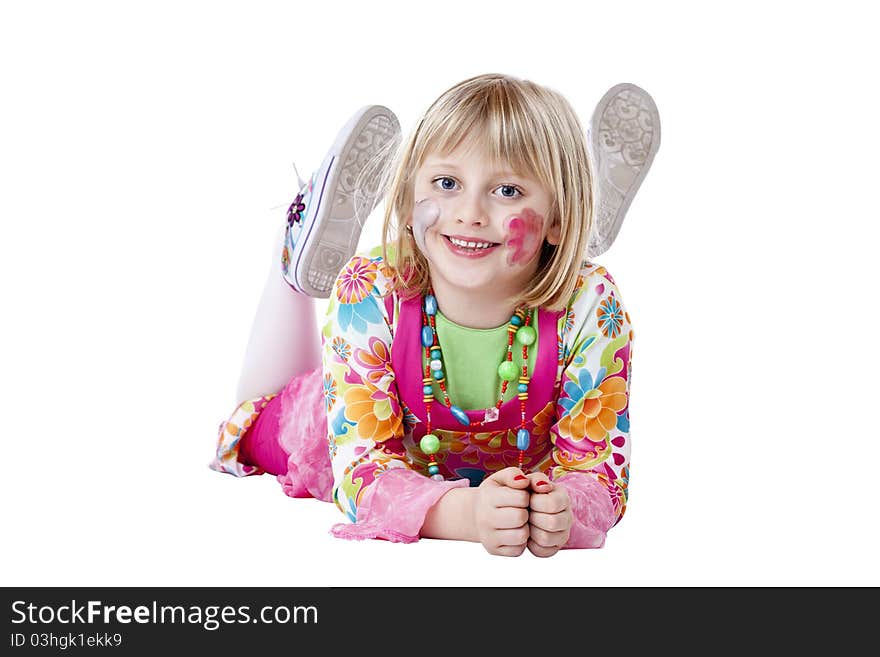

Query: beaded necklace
[418,290,537,481]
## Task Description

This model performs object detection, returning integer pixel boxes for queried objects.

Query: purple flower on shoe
[287,193,306,226]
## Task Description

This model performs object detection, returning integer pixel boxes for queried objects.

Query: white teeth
[450,237,493,249]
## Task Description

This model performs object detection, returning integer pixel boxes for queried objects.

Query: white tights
[234,225,321,404]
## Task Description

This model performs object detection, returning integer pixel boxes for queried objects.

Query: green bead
[420,433,440,455]
[498,360,518,381]
[516,325,537,346]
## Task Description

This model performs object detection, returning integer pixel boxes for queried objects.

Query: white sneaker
[587,83,661,258]
[281,105,401,298]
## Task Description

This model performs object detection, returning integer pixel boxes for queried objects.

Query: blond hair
[376,73,594,310]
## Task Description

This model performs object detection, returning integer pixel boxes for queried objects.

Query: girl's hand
[474,467,531,557]
[525,474,572,558]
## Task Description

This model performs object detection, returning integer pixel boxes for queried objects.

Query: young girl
[211,74,638,557]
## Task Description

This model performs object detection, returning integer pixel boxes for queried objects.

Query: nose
[455,192,489,227]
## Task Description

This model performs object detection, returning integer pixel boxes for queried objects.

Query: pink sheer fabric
[232,368,618,546]
[275,367,333,502]
[555,474,617,549]
[331,469,470,543]
[330,468,615,546]
[232,367,471,542]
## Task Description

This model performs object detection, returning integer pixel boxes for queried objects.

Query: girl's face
[409,141,560,298]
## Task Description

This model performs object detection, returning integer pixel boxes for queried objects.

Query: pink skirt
[274,367,334,502]
[210,367,333,503]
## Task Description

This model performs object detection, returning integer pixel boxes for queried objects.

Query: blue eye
[433,177,458,191]
[497,185,522,198]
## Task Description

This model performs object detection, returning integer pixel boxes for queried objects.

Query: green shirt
[425,308,539,411]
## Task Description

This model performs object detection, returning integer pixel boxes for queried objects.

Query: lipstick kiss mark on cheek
[504,210,544,266]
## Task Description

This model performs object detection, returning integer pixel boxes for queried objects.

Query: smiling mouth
[442,235,501,251]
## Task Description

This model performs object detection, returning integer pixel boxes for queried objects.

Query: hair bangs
[414,87,553,194]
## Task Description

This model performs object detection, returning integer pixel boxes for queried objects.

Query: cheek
[503,209,545,266]
[412,199,440,256]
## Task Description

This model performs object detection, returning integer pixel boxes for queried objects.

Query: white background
[2,0,878,587]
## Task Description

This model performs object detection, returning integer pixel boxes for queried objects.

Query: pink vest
[389,293,563,485]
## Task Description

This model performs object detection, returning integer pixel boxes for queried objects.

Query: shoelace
[288,158,370,231]
[291,160,307,191]
[270,161,308,214]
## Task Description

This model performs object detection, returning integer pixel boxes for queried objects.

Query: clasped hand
[474,467,572,558]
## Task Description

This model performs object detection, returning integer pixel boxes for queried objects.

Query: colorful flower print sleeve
[323,252,469,543]
[548,262,634,548]
[210,394,278,477]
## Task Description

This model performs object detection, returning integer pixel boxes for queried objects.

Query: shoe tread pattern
[304,110,400,297]
[589,84,660,257]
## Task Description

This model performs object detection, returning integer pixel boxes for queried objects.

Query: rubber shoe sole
[587,83,661,258]
[288,105,400,298]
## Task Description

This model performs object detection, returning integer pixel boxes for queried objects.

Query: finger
[492,544,527,558]
[529,509,571,533]
[488,467,530,489]
[525,472,554,493]
[493,506,529,530]
[529,490,568,514]
[490,486,530,509]
[528,523,569,548]
[492,527,530,548]
[527,538,560,558]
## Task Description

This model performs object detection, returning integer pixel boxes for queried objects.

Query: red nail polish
[535,481,548,487]
[514,475,527,481]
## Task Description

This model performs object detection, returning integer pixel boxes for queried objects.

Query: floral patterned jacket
[324,247,634,547]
